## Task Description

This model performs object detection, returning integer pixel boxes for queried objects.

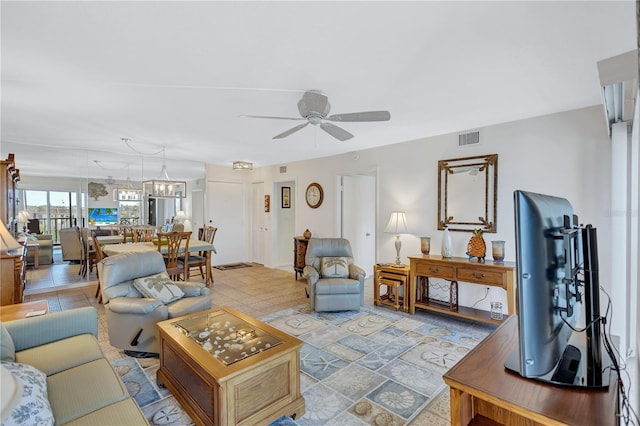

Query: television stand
[444,316,618,425]
[504,335,611,389]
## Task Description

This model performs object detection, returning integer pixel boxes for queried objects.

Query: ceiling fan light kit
[243,90,390,141]
[233,161,253,170]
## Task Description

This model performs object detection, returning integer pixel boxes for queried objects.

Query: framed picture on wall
[282,186,291,208]
[265,195,270,212]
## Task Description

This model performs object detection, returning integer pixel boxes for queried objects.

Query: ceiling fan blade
[320,122,354,141]
[327,111,391,122]
[273,122,310,139]
[240,114,304,121]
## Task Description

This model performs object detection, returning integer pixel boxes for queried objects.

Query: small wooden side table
[24,241,40,269]
[293,236,310,280]
[374,263,410,312]
[0,300,49,322]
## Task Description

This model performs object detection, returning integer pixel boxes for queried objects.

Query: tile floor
[21,251,455,425]
[24,247,376,317]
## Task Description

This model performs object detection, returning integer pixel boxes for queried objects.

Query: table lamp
[18,210,30,233]
[174,211,186,223]
[0,219,22,253]
[384,211,408,265]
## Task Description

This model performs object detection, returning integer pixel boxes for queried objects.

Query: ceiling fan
[242,90,390,141]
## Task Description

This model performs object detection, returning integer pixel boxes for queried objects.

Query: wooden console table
[443,316,618,425]
[408,255,516,324]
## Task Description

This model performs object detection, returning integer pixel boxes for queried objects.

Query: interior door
[341,173,376,277]
[251,182,265,264]
[206,181,245,265]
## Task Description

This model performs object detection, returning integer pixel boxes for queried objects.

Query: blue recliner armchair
[303,238,365,312]
[98,250,211,356]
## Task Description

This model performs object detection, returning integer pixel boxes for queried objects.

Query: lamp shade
[384,211,408,234]
[18,210,30,223]
[0,220,22,252]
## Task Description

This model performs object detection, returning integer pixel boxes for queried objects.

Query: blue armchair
[303,238,365,312]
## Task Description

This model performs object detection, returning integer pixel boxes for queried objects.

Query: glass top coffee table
[172,309,284,366]
[156,306,305,426]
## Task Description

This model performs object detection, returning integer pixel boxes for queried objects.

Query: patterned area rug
[260,305,495,425]
[110,304,495,425]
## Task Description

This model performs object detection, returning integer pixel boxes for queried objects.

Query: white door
[191,189,204,232]
[341,173,376,277]
[206,181,245,265]
[251,182,265,264]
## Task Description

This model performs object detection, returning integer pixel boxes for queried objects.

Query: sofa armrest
[4,307,98,352]
[174,282,211,297]
[349,265,366,281]
[107,297,166,315]
[302,265,319,285]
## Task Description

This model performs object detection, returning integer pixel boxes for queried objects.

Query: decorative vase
[303,229,312,239]
[467,229,486,262]
[492,240,505,262]
[441,227,452,258]
[420,237,431,255]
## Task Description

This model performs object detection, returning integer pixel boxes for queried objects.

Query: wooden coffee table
[156,306,305,426]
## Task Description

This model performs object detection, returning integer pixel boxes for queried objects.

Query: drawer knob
[429,267,439,273]
[473,272,485,279]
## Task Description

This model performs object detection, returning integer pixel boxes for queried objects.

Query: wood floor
[23,248,375,317]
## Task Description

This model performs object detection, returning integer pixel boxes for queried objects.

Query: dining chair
[80,227,97,278]
[59,227,83,263]
[157,231,192,281]
[183,226,217,280]
[117,225,133,243]
[92,232,108,303]
[132,226,156,242]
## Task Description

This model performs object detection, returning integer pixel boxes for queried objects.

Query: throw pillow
[319,257,349,278]
[133,272,184,304]
[0,362,54,426]
[0,323,15,362]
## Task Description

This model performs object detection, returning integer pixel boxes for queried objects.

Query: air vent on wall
[279,166,287,173]
[459,131,480,147]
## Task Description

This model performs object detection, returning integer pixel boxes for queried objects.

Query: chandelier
[142,147,186,198]
[115,165,143,201]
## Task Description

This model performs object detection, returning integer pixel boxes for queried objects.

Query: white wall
[204,105,612,316]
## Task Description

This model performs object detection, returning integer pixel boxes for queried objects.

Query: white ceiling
[1,1,637,182]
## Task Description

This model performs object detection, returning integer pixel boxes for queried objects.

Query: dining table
[95,235,125,245]
[102,239,216,286]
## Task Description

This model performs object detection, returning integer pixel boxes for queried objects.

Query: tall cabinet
[0,153,25,306]
[293,236,310,280]
[1,153,20,234]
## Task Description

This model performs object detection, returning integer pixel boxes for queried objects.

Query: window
[22,190,79,243]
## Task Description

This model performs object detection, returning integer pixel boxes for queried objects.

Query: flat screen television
[88,207,118,225]
[504,190,610,389]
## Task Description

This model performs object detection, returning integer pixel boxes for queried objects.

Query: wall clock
[305,183,324,209]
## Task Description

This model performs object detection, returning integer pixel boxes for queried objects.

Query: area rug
[213,262,253,270]
[110,304,495,425]
[260,304,495,425]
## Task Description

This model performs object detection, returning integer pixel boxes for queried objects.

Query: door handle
[365,233,371,237]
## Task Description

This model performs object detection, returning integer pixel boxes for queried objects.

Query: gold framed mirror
[437,153,498,233]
